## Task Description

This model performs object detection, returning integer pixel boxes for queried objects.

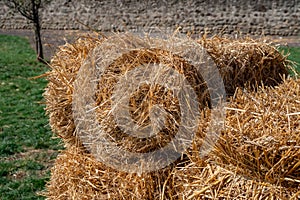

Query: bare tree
[5,0,51,62]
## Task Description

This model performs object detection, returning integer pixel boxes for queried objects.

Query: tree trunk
[34,20,44,61]
[32,0,44,62]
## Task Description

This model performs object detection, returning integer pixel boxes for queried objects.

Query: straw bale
[192,77,300,187]
[44,34,103,147]
[44,33,210,149]
[43,147,176,200]
[198,36,293,95]
[171,159,300,199]
[171,77,300,199]
[89,47,208,155]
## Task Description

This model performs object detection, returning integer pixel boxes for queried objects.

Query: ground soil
[0,29,299,60]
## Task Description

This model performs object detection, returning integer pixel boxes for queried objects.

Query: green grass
[279,46,300,75]
[0,35,63,200]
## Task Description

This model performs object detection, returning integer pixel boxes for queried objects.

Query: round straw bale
[198,36,293,95]
[45,33,212,153]
[70,33,219,173]
[84,49,207,151]
[193,78,300,187]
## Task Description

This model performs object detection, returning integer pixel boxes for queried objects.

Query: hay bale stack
[44,147,175,200]
[44,76,300,199]
[44,34,103,147]
[43,33,298,199]
[199,36,292,95]
[44,33,292,148]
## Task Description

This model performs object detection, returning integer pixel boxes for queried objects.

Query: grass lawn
[0,35,63,200]
[0,34,299,199]
[280,46,300,74]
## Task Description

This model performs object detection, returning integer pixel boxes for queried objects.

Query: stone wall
[0,0,299,36]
